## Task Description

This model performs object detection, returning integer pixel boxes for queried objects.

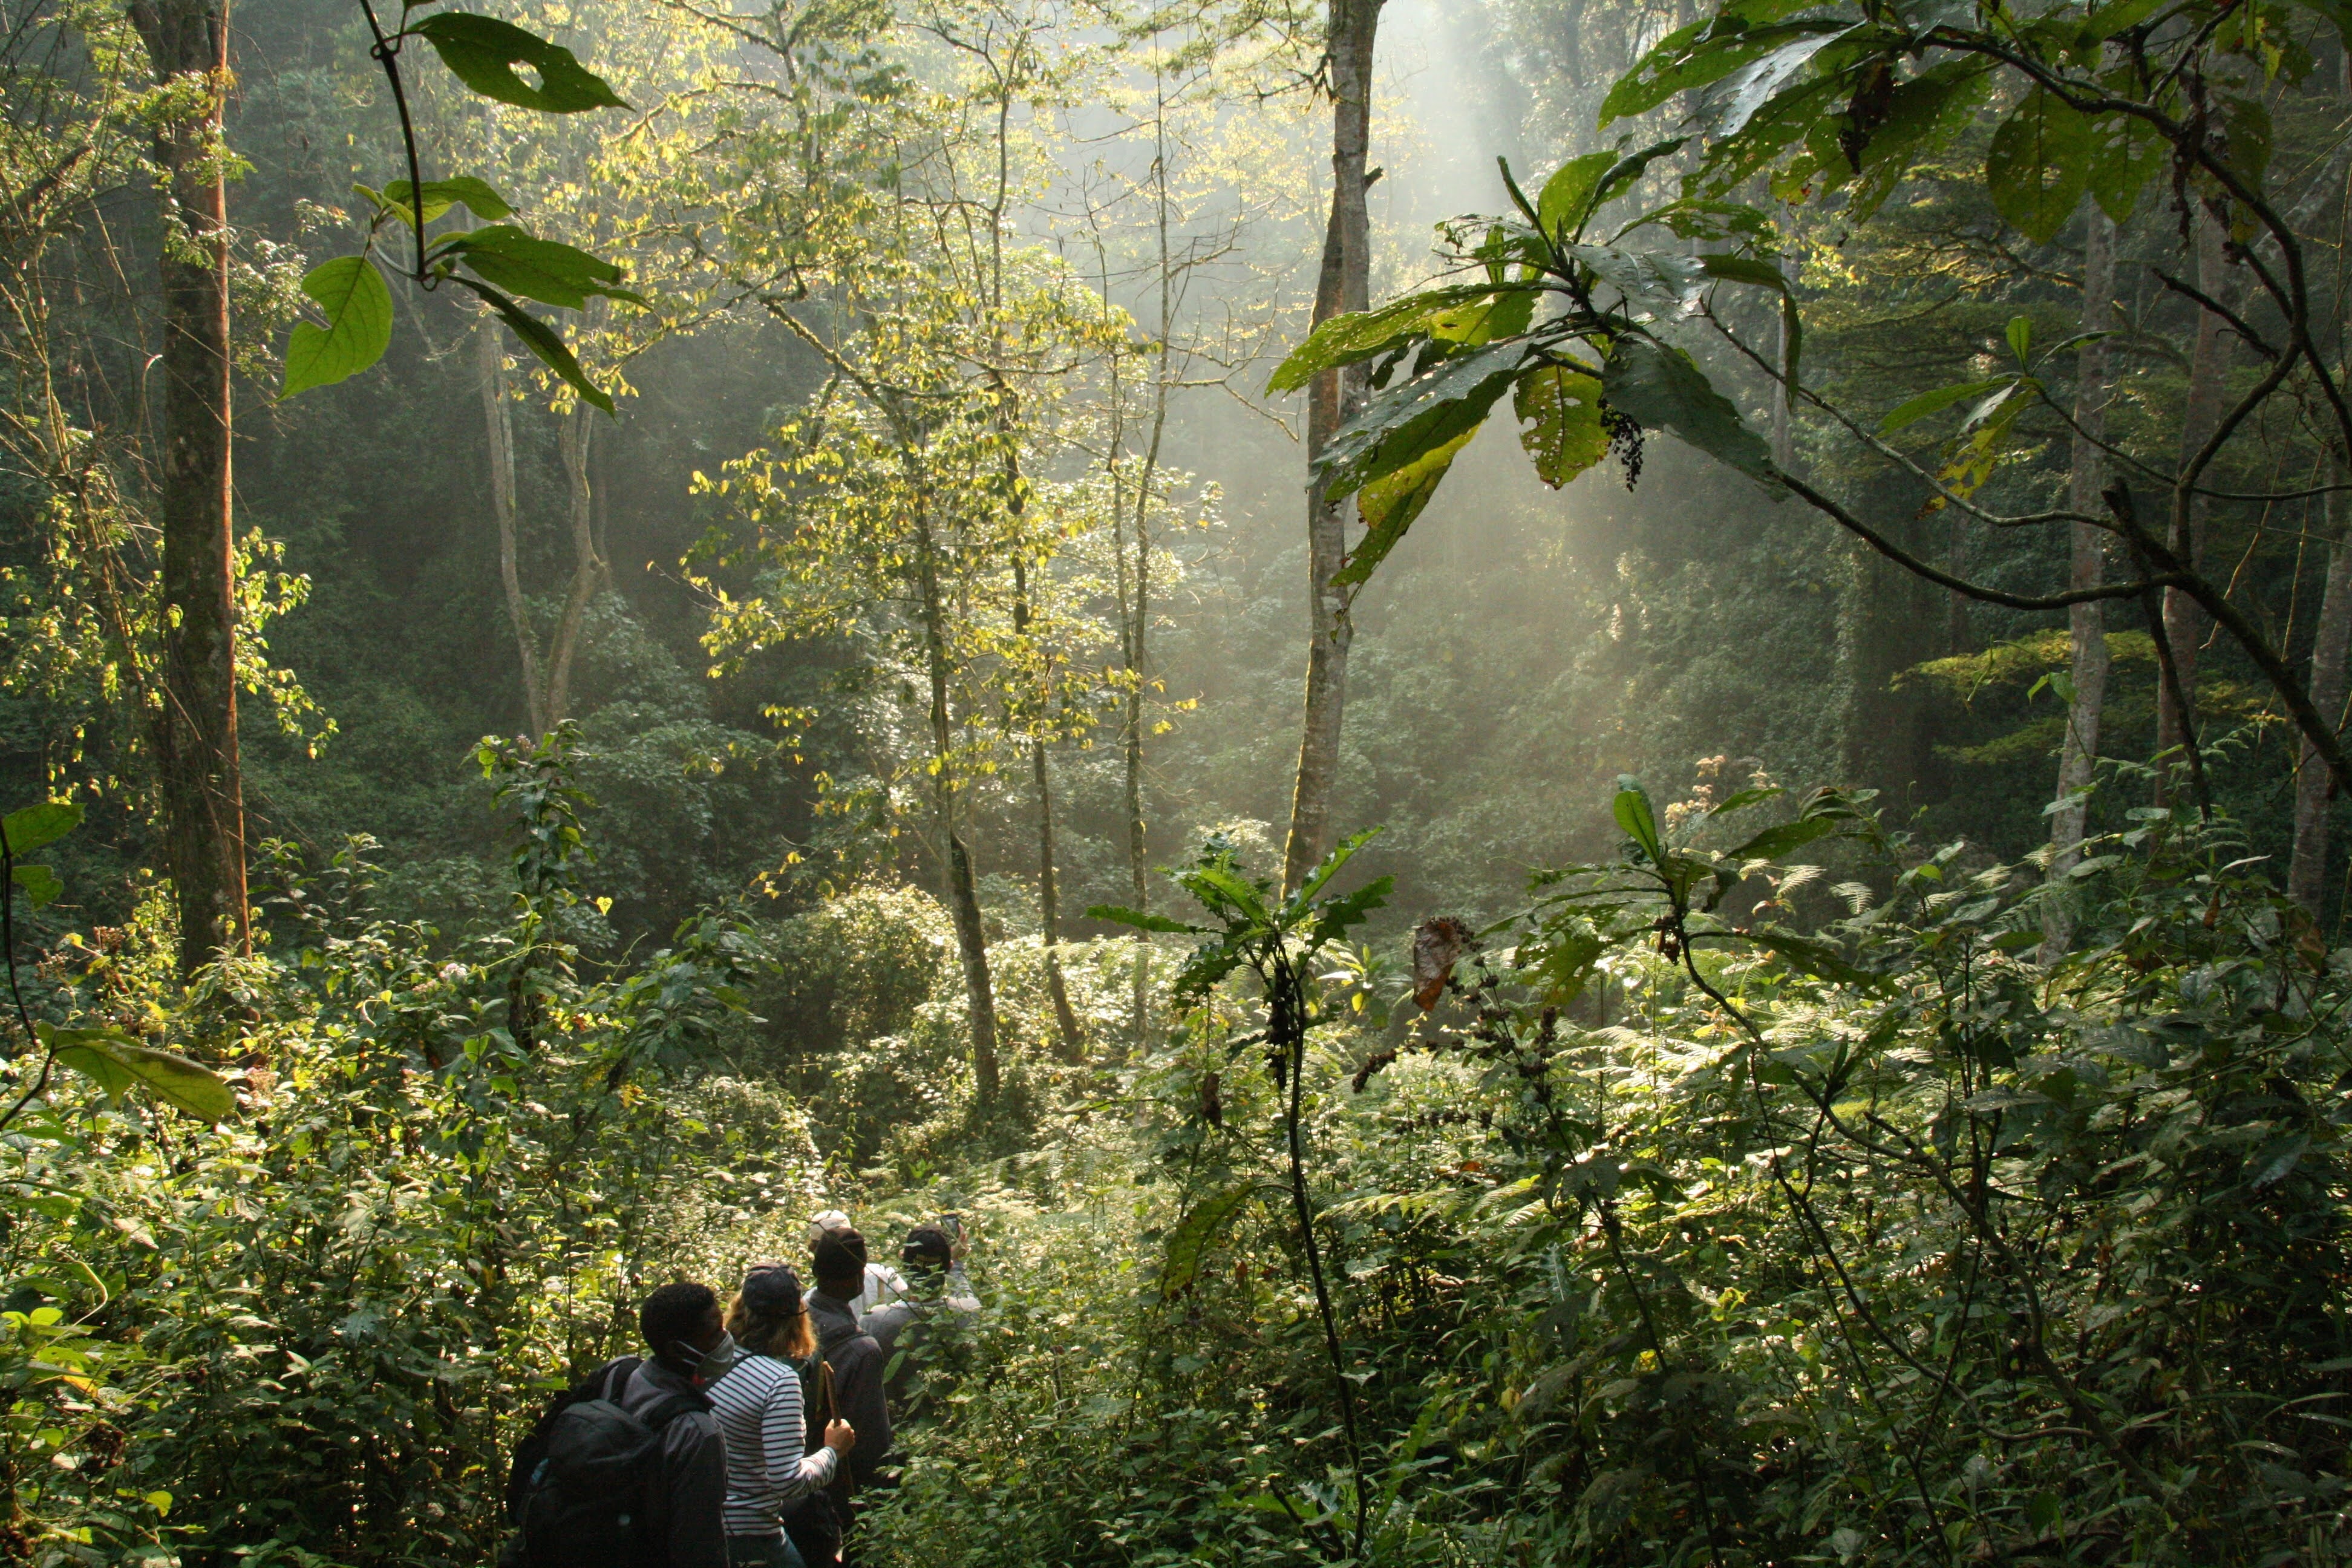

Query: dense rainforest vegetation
[7,0,2352,1563]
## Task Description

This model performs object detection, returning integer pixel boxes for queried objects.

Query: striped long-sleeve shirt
[705,1353,838,1538]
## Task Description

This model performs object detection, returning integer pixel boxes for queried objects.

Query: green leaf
[1267,287,1495,394]
[1310,875,1393,946]
[11,865,61,909]
[1880,376,2007,433]
[1,802,81,855]
[1586,139,1688,228]
[1085,904,1201,934]
[437,225,639,310]
[39,1024,235,1122]
[410,13,628,114]
[1331,427,1474,588]
[448,276,615,414]
[1161,1183,1256,1299]
[2212,93,2271,194]
[1184,861,1271,925]
[2005,314,2031,365]
[1986,88,2091,244]
[1698,30,1848,139]
[1288,827,1383,913]
[1537,152,1616,240]
[1601,19,1844,126]
[2088,113,2164,223]
[1737,927,1890,992]
[379,175,514,226]
[1614,777,1666,863]
[1564,243,1707,316]
[1514,364,1609,488]
[1315,339,1526,504]
[1600,335,1779,485]
[1726,815,1841,861]
[281,255,394,398]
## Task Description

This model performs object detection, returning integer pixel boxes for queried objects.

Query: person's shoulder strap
[596,1356,641,1405]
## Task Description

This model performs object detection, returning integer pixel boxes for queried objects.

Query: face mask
[679,1330,742,1383]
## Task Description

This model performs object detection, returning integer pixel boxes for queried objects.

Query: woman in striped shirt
[710,1264,856,1568]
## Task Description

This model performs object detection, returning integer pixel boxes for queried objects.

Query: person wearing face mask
[502,1282,731,1568]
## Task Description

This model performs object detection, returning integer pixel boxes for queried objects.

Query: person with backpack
[863,1226,976,1420]
[503,1281,732,1568]
[707,1264,855,1568]
[797,1229,893,1566]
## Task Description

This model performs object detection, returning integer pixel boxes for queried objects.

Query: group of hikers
[503,1211,979,1568]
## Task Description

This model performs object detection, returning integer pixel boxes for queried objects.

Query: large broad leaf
[282,255,393,397]
[1315,339,1527,503]
[1565,243,1707,317]
[1514,363,1609,488]
[41,1024,234,1122]
[1161,1183,1256,1300]
[437,226,641,310]
[377,176,513,227]
[1537,152,1616,241]
[2088,112,2164,223]
[1986,88,2091,244]
[1737,927,1891,993]
[1614,777,1666,864]
[1697,30,1848,138]
[411,14,628,114]
[11,864,62,908]
[1331,428,1474,587]
[448,277,615,414]
[1600,335,1779,486]
[1601,19,1846,126]
[1726,814,1841,861]
[1267,286,1494,393]
[2,801,80,855]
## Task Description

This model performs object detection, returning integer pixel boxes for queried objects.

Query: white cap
[805,1209,852,1247]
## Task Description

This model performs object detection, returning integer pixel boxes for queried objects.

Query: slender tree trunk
[2156,211,2229,802]
[481,323,547,737]
[2043,208,2116,961]
[1769,254,1795,472]
[1008,546,1083,1060]
[1033,739,1083,1057]
[2292,472,2352,914]
[544,404,606,730]
[912,495,1000,1106]
[1282,0,1380,893]
[132,0,245,979]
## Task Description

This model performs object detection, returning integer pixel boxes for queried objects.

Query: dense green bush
[860,796,2352,1567]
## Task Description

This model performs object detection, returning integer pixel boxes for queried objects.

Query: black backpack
[503,1357,710,1568]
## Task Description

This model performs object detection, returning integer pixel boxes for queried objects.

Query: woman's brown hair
[727,1266,815,1359]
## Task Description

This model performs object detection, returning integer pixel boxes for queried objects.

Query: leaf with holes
[411,13,627,114]
[1514,364,1609,488]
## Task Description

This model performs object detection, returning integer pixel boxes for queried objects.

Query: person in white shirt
[708,1264,855,1568]
[803,1210,906,1319]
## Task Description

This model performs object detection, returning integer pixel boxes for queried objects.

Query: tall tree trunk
[1009,546,1083,1059]
[132,0,245,979]
[543,404,606,730]
[481,323,547,737]
[912,495,1000,1107]
[1033,737,1083,1057]
[2043,207,2116,961]
[2156,211,2229,803]
[1282,0,1380,893]
[2292,472,2352,914]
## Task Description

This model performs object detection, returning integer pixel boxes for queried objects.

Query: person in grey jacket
[805,1232,893,1562]
[628,1282,735,1568]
